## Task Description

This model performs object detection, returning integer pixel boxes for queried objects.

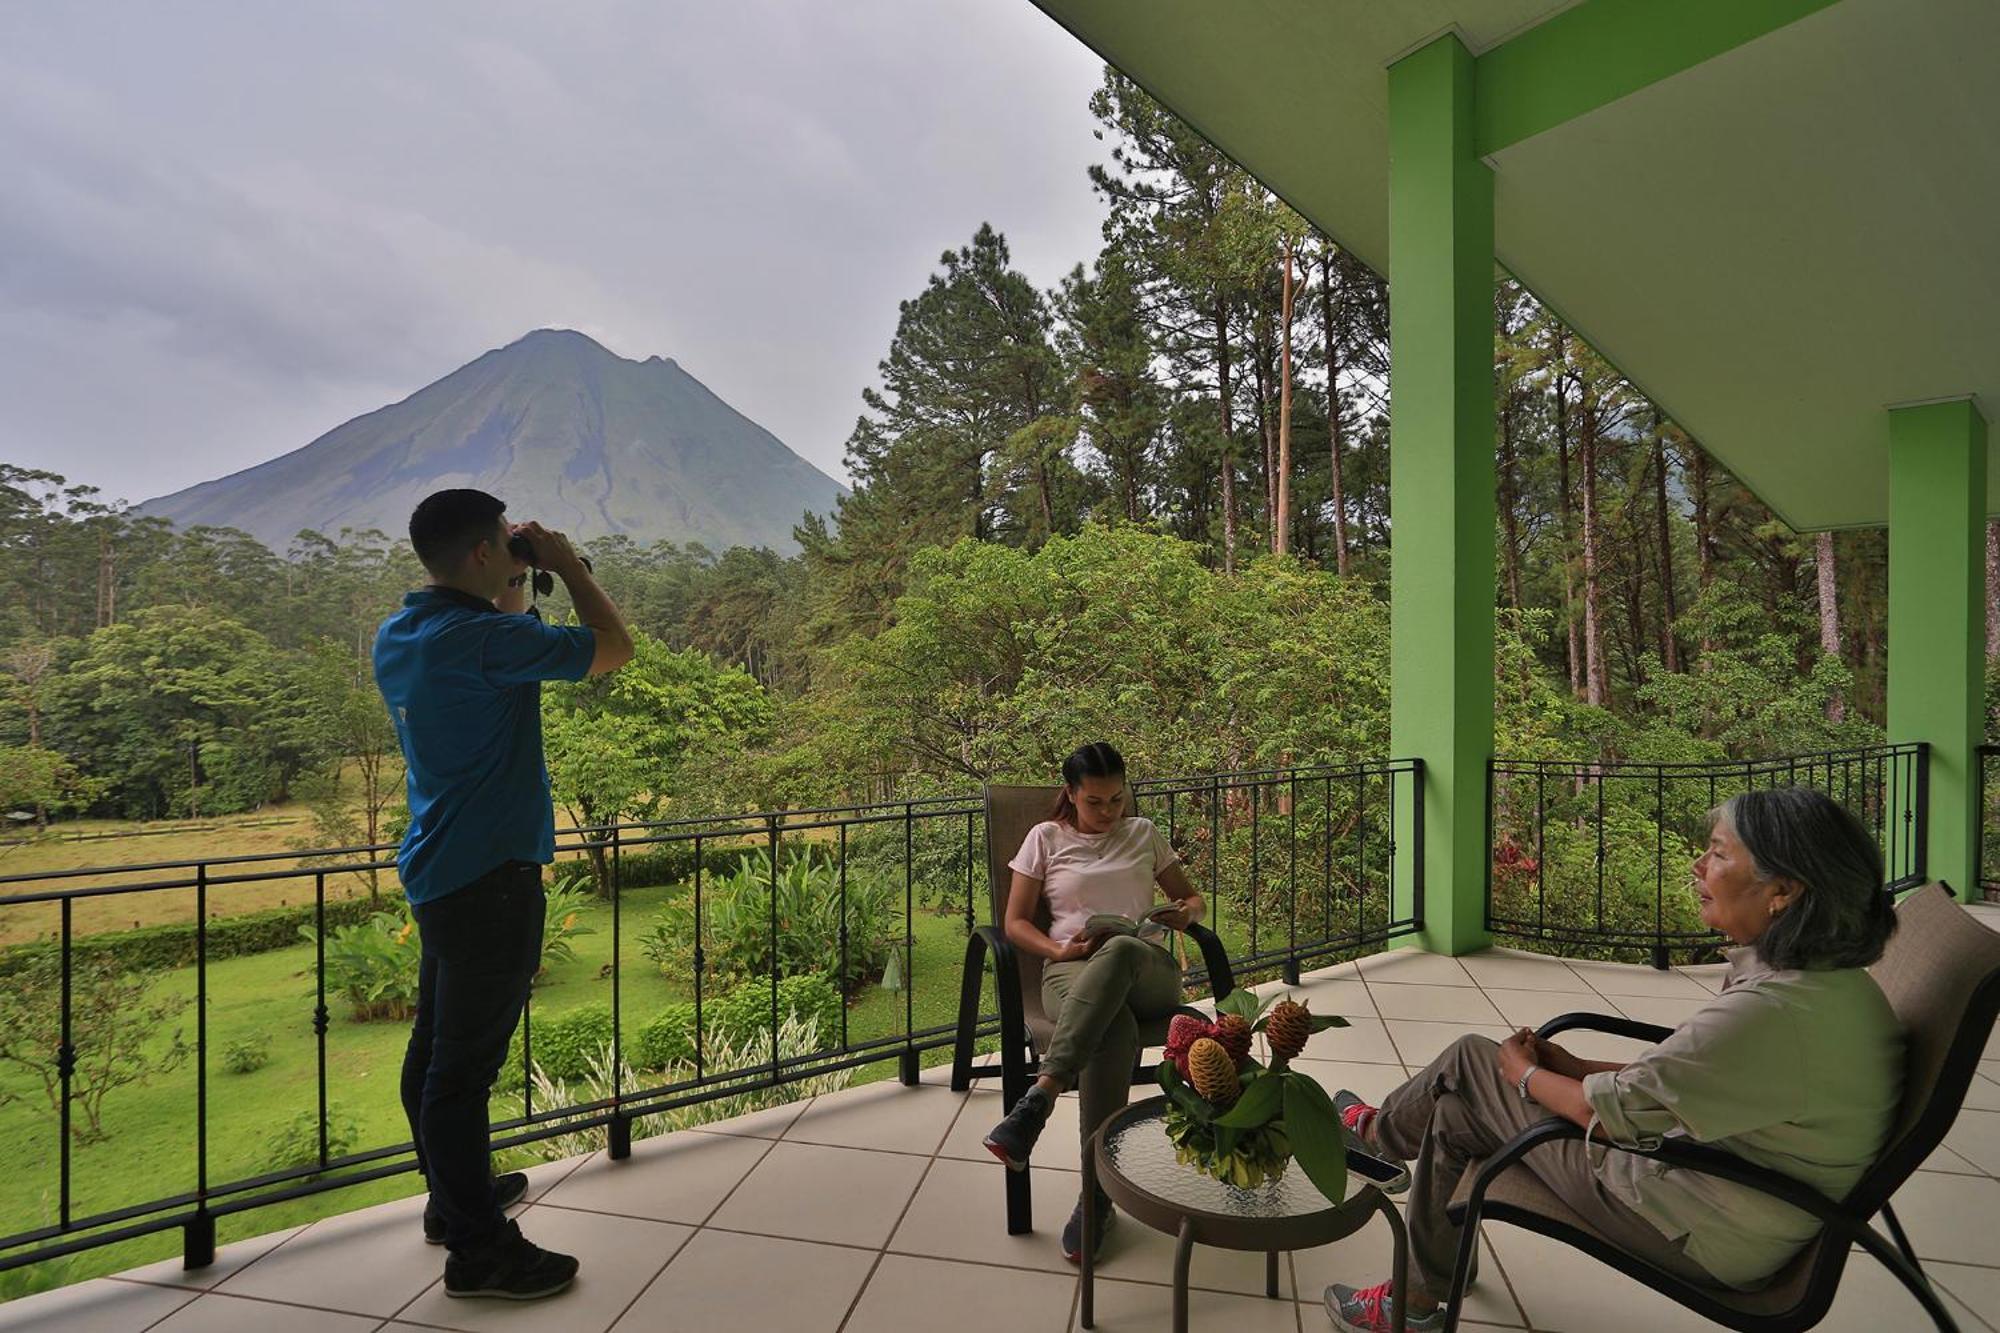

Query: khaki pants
[1374,1034,1715,1301]
[1041,935,1187,1156]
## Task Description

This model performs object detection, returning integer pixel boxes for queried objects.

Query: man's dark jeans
[400,861,545,1253]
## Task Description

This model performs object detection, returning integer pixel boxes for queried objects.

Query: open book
[1077,902,1184,944]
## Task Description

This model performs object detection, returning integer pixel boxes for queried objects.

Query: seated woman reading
[1320,786,1904,1333]
[982,741,1204,1263]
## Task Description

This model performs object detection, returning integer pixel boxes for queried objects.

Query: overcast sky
[0,1,1108,502]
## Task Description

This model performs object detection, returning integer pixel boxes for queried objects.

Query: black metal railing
[1486,744,1928,967]
[0,759,1421,1278]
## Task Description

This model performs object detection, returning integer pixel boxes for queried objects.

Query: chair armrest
[1536,1012,1676,1046]
[1185,922,1235,1001]
[951,924,1026,1091]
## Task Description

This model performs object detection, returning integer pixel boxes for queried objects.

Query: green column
[1387,35,1494,954]
[1887,398,1989,901]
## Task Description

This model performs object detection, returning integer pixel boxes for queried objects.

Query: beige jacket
[1580,947,1903,1288]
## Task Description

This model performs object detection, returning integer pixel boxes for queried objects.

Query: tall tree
[1815,530,1844,723]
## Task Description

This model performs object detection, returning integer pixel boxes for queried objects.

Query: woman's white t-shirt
[1008,816,1179,946]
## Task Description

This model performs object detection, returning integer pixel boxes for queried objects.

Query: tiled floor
[9,936,2000,1333]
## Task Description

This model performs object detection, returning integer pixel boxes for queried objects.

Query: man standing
[374,489,633,1300]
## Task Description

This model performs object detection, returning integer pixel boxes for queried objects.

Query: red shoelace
[1344,1280,1395,1330]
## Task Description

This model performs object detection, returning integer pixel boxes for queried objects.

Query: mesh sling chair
[949,784,1239,1234]
[1440,883,2000,1332]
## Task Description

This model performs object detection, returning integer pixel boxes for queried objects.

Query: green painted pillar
[1887,398,1988,902]
[1387,35,1494,955]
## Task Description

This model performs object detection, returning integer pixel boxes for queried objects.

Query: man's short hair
[409,489,506,577]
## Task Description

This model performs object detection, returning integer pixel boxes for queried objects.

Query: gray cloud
[0,0,1106,503]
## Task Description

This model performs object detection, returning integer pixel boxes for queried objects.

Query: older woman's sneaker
[983,1086,1054,1170]
[1324,1281,1442,1332]
[443,1220,578,1301]
[425,1172,530,1245]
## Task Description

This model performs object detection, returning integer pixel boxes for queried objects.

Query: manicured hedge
[0,894,382,975]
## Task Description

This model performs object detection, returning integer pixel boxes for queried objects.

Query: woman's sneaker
[983,1087,1054,1170]
[424,1172,530,1245]
[443,1220,579,1301]
[1323,1280,1442,1332]
[1334,1092,1409,1197]
[1060,1187,1115,1264]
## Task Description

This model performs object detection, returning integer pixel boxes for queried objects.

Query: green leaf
[1307,1014,1350,1032]
[1214,1069,1283,1127]
[1159,1063,1210,1118]
[1284,1077,1348,1205]
[1221,990,1280,1024]
[1214,1123,1240,1157]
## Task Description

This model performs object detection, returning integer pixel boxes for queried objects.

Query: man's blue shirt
[373,587,595,904]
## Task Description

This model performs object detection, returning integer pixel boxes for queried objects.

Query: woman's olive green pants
[1039,934,1186,1155]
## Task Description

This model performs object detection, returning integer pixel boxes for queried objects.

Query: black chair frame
[1442,1008,1992,1333]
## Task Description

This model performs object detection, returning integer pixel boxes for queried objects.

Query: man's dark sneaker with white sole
[1061,1187,1116,1264]
[442,1220,578,1301]
[425,1172,530,1245]
[983,1087,1054,1170]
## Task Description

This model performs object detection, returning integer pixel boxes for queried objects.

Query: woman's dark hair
[1051,742,1126,825]
[1718,787,1897,970]
[409,488,506,577]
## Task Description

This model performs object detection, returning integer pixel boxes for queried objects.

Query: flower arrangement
[1158,989,1350,1198]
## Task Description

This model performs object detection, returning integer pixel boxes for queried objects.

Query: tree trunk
[1817,530,1845,723]
[1690,443,1716,657]
[1275,235,1295,556]
[1551,327,1582,698]
[1320,248,1351,576]
[1253,311,1276,552]
[1498,388,1523,609]
[1987,520,2000,659]
[1653,419,1680,672]
[1579,390,1609,708]
[1216,297,1238,573]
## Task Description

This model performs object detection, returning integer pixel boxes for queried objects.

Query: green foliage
[537,875,596,981]
[629,1003,701,1071]
[0,952,190,1143]
[626,973,843,1072]
[306,909,421,1021]
[222,1034,272,1075]
[531,1003,616,1082]
[261,1104,359,1180]
[640,852,897,991]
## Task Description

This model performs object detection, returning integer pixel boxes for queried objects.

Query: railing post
[187,861,212,1271]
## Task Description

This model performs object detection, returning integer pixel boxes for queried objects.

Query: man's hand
[1527,1032,1589,1080]
[510,521,586,578]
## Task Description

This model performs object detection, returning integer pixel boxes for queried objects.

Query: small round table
[1081,1096,1409,1333]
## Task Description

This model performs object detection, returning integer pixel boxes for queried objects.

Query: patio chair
[1441,882,2000,1332]
[949,783,1239,1234]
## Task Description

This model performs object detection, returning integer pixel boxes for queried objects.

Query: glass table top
[1100,1100,1356,1220]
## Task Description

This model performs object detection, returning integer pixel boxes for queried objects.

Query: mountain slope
[138,329,845,554]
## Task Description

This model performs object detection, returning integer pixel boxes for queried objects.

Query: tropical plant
[304,908,422,1021]
[0,952,191,1143]
[536,872,597,981]
[261,1104,359,1179]
[626,972,842,1072]
[640,852,897,991]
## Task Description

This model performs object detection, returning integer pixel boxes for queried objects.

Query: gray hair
[1717,787,1897,971]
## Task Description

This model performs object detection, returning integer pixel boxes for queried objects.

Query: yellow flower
[562,913,578,930]
[396,923,413,942]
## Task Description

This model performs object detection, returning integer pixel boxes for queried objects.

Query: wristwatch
[1516,1063,1540,1102]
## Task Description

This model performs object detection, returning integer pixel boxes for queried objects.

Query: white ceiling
[1029,0,2000,529]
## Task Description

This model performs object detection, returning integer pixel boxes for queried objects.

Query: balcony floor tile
[1458,949,1596,994]
[938,1089,1085,1172]
[1385,1020,1514,1068]
[782,1080,965,1155]
[148,1292,380,1332]
[1082,1276,1303,1332]
[1367,982,1505,1025]
[211,1190,442,1318]
[609,1228,875,1333]
[706,1140,928,1247]
[889,1155,1081,1274]
[846,1254,1076,1333]
[535,1127,773,1225]
[1355,949,1478,987]
[0,1278,195,1332]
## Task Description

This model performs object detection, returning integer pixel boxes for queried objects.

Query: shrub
[223,1034,271,1075]
[304,909,422,1021]
[261,1104,359,1180]
[630,1003,700,1071]
[0,895,382,977]
[640,851,897,992]
[707,973,842,1054]
[536,875,596,982]
[531,1003,615,1082]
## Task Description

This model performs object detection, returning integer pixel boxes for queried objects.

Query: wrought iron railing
[1486,744,1928,967]
[0,759,1421,1279]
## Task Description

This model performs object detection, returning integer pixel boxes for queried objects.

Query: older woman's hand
[1496,1029,1539,1086]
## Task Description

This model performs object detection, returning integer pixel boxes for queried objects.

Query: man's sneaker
[1323,1280,1443,1333]
[1060,1188,1115,1265]
[442,1220,578,1301]
[983,1087,1054,1171]
[425,1172,530,1245]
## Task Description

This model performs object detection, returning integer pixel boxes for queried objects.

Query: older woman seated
[1322,786,1904,1333]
